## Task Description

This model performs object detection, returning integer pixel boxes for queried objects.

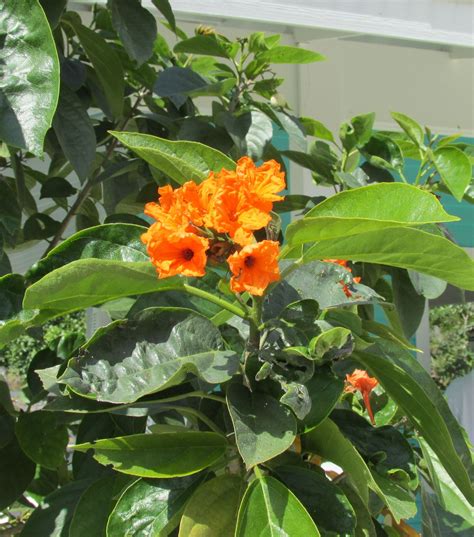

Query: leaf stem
[183,283,247,319]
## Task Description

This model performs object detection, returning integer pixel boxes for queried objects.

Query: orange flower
[143,227,209,278]
[227,240,280,296]
[345,369,378,425]
[237,157,286,207]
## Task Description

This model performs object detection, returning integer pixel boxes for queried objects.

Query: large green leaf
[15,411,68,470]
[174,35,230,58]
[21,479,93,537]
[154,66,210,108]
[355,341,474,504]
[109,0,157,65]
[259,45,325,64]
[151,0,176,32]
[179,475,244,537]
[52,83,96,182]
[0,0,60,154]
[419,437,474,525]
[69,474,131,537]
[235,475,320,536]
[67,19,124,118]
[0,273,24,321]
[223,109,273,160]
[300,227,474,291]
[107,475,205,537]
[111,131,235,184]
[275,465,356,535]
[26,223,148,282]
[433,146,472,201]
[0,180,21,237]
[391,267,425,339]
[301,366,344,432]
[371,472,417,522]
[59,312,240,403]
[226,384,296,468]
[72,432,227,478]
[286,183,458,244]
[0,436,36,509]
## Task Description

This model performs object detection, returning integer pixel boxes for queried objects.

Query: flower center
[244,255,255,268]
[182,248,194,261]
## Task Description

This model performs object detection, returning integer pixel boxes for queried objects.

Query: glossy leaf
[419,436,474,525]
[275,465,356,535]
[111,131,235,184]
[174,35,230,58]
[371,472,417,522]
[407,270,447,299]
[355,341,474,504]
[72,432,226,478]
[300,117,334,142]
[152,0,176,32]
[433,146,471,201]
[0,180,21,236]
[26,223,148,283]
[108,474,205,537]
[15,411,68,470]
[227,384,296,468]
[53,83,96,182]
[235,475,320,536]
[21,479,93,537]
[259,45,325,64]
[224,109,273,160]
[179,475,244,537]
[69,474,131,537]
[391,268,425,339]
[60,312,240,403]
[362,133,403,171]
[40,176,77,199]
[154,67,210,108]
[67,19,124,118]
[286,183,458,244]
[0,436,36,509]
[391,112,424,146]
[301,366,344,432]
[300,227,474,291]
[109,0,157,65]
[0,0,60,154]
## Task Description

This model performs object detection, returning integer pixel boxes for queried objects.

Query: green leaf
[0,0,60,154]
[108,475,205,537]
[21,479,93,537]
[300,227,474,291]
[109,0,157,65]
[53,83,96,182]
[258,45,325,64]
[67,19,124,118]
[371,472,417,522]
[286,183,458,244]
[275,465,356,535]
[0,180,21,236]
[362,133,403,171]
[226,384,296,468]
[408,269,447,299]
[69,474,131,537]
[72,432,227,478]
[0,436,36,509]
[235,475,320,536]
[300,117,334,142]
[0,273,24,321]
[26,223,148,283]
[40,176,77,199]
[224,109,273,160]
[110,131,235,184]
[23,212,61,241]
[301,367,344,432]
[179,475,244,537]
[391,112,424,146]
[59,312,240,403]
[174,35,230,58]
[340,113,375,151]
[419,436,474,525]
[154,66,210,108]
[15,411,68,470]
[391,268,425,339]
[152,0,176,32]
[39,0,67,28]
[433,146,472,201]
[354,341,474,504]
[303,418,379,505]
[309,327,352,361]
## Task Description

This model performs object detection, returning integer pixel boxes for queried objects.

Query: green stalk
[183,283,247,319]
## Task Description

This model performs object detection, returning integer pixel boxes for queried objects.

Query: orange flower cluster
[324,259,361,297]
[141,157,285,295]
[345,369,378,425]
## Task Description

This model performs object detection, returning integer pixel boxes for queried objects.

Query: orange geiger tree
[1,1,474,536]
